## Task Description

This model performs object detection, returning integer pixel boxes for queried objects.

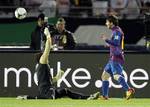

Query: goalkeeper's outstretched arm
[39,27,52,64]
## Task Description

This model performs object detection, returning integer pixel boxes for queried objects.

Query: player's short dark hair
[107,15,119,26]
[37,13,45,21]
[57,17,65,24]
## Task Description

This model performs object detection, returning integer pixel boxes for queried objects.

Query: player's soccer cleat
[16,95,28,100]
[87,92,100,100]
[126,88,135,100]
[99,95,109,100]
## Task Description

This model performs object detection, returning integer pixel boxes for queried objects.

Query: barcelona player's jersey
[105,26,125,65]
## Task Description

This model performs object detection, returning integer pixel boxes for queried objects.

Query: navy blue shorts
[104,60,123,77]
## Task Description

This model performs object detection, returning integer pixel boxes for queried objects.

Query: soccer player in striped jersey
[100,15,135,100]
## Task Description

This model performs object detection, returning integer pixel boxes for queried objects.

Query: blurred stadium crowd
[0,0,150,51]
[0,0,150,19]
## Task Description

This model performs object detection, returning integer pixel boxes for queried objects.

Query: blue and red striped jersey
[105,26,125,64]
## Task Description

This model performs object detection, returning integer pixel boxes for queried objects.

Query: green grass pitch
[0,98,150,107]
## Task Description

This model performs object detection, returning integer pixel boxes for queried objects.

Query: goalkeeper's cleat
[99,95,109,100]
[16,95,28,100]
[87,92,100,100]
[126,88,135,100]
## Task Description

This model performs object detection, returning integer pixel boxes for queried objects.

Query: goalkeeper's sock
[102,81,109,97]
[118,76,129,91]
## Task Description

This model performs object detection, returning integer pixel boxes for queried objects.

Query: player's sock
[118,76,129,91]
[102,81,109,97]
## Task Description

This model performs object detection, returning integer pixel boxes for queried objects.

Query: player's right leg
[101,66,111,100]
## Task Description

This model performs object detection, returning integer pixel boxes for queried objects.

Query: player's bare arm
[39,27,52,64]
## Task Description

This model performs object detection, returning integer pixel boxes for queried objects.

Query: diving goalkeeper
[17,27,99,100]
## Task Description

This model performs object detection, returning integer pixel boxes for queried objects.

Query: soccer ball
[15,7,27,19]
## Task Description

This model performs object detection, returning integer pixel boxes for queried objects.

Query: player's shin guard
[102,81,109,97]
[118,76,129,91]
